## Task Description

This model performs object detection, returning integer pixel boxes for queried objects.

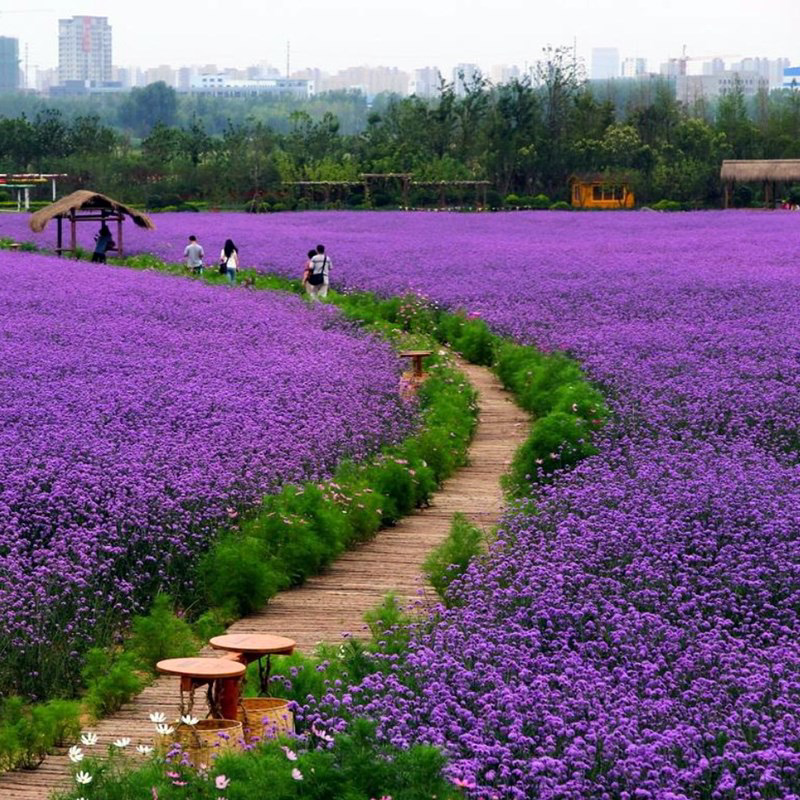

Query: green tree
[533,45,586,194]
[119,81,178,136]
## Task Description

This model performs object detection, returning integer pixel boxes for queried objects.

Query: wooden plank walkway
[0,358,528,799]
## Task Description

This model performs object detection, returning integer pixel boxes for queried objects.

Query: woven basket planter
[157,719,242,766]
[237,697,294,742]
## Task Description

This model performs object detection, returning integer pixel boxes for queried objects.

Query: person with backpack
[306,244,331,302]
[219,238,239,285]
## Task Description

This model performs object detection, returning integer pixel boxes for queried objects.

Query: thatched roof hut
[720,160,800,183]
[720,160,800,207]
[28,190,154,257]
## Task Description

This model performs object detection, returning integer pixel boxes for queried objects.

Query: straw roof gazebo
[720,160,800,208]
[29,190,155,257]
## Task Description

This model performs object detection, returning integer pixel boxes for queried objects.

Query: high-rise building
[0,37,20,92]
[452,63,482,96]
[144,65,176,87]
[591,47,620,80]
[490,64,521,85]
[621,57,647,78]
[409,66,441,97]
[58,16,112,86]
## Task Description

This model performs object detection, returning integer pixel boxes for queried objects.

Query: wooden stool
[398,349,433,379]
[210,633,295,696]
[156,657,246,720]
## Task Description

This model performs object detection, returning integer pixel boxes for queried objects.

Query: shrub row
[335,292,609,494]
[198,355,477,617]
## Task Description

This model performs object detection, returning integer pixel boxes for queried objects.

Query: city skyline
[2,0,799,81]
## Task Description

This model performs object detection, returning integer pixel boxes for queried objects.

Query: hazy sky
[3,0,798,77]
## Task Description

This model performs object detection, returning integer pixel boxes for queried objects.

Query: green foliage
[733,184,754,208]
[652,198,684,211]
[128,594,199,672]
[364,593,413,656]
[0,697,82,771]
[435,313,495,365]
[549,200,572,210]
[198,533,281,617]
[423,513,485,603]
[55,719,459,800]
[81,648,145,719]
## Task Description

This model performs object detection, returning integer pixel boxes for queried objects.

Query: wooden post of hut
[720,160,800,209]
[29,190,155,258]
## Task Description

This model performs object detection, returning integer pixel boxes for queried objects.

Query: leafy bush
[363,593,412,657]
[128,594,198,673]
[0,697,81,771]
[58,719,459,800]
[81,648,145,719]
[530,193,551,209]
[509,410,598,492]
[423,513,485,603]
[549,200,572,211]
[199,533,281,616]
[652,198,684,211]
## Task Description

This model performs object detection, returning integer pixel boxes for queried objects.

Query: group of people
[302,244,332,302]
[184,235,240,284]
[182,235,333,301]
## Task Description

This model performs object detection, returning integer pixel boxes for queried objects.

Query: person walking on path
[91,222,114,263]
[220,238,239,285]
[306,244,331,302]
[184,235,205,274]
[301,248,316,289]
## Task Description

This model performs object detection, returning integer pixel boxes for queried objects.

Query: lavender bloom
[0,252,413,696]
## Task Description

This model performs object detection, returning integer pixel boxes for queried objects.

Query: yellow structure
[570,175,635,209]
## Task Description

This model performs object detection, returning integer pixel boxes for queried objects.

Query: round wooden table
[156,657,246,720]
[209,634,296,696]
[398,349,433,379]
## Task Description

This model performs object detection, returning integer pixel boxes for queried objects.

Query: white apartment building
[409,66,441,97]
[452,63,482,96]
[621,57,647,78]
[58,16,112,85]
[490,64,521,85]
[190,74,314,98]
[676,71,769,105]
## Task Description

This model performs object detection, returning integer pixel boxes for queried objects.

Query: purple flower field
[0,252,412,697]
[6,209,800,795]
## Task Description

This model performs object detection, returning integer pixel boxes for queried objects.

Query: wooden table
[209,633,295,696]
[156,657,246,721]
[398,349,433,379]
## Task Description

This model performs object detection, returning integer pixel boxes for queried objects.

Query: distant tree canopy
[1,47,799,208]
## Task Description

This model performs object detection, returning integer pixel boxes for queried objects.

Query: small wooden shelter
[720,160,800,208]
[570,174,635,209]
[29,190,155,257]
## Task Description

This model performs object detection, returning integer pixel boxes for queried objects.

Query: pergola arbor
[285,174,491,210]
[29,190,155,257]
[720,159,800,208]
[0,173,68,210]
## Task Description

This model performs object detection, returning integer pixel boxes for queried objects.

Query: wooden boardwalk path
[0,358,528,799]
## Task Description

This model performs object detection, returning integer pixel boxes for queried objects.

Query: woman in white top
[220,239,239,285]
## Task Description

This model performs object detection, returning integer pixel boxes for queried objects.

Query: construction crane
[667,45,742,75]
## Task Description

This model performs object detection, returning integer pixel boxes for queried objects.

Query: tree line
[1,47,800,209]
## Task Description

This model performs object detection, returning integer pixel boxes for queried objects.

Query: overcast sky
[3,0,798,77]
